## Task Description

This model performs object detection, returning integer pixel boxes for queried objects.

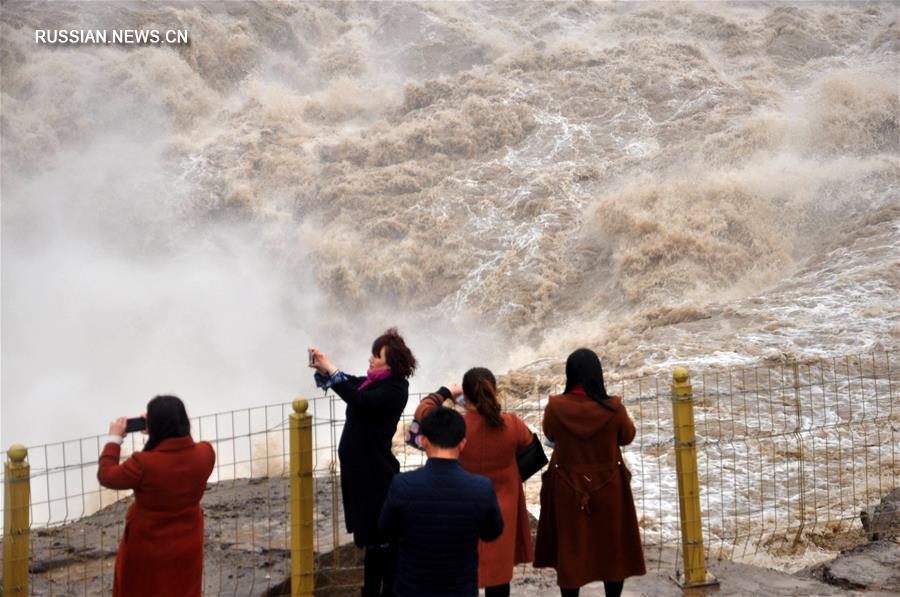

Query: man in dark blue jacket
[379,407,504,597]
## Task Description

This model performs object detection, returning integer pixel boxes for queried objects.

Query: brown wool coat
[416,396,535,587]
[533,394,646,588]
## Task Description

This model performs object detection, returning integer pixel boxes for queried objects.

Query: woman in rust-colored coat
[534,349,645,597]
[98,395,215,597]
[416,367,534,597]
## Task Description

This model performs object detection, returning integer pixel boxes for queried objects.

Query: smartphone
[125,417,147,433]
[308,351,316,366]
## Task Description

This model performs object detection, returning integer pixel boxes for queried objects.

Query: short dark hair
[372,327,417,379]
[144,395,191,451]
[420,407,466,449]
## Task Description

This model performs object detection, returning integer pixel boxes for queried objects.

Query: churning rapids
[2,2,897,444]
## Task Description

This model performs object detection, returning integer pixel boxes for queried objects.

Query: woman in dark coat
[309,327,416,597]
[534,349,645,597]
[98,395,216,597]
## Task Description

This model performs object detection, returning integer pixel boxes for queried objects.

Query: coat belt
[551,461,623,515]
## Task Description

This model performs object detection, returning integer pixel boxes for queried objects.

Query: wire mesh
[689,351,899,569]
[1,350,897,594]
[1,401,304,596]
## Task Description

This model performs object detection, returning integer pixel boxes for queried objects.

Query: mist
[1,128,507,446]
[2,1,898,446]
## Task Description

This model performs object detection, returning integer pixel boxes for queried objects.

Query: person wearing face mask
[414,367,535,597]
[309,327,417,597]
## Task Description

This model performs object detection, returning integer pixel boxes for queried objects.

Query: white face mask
[455,395,467,407]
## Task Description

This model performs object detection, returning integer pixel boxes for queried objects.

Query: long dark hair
[143,395,191,451]
[564,348,616,411]
[372,327,417,379]
[462,367,505,428]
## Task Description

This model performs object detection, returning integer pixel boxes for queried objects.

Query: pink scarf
[359,368,392,390]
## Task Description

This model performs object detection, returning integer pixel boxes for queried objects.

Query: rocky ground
[12,478,899,596]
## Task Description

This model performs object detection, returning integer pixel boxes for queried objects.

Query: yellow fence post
[671,368,718,589]
[3,444,30,596]
[791,362,807,547]
[290,399,314,597]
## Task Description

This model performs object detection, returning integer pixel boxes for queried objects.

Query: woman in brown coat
[534,349,645,597]
[415,367,534,597]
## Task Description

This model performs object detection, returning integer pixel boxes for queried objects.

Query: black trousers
[362,544,397,597]
[560,581,624,597]
[485,583,510,597]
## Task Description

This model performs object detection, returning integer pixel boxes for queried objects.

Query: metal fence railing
[2,350,897,595]
[2,401,304,596]
[690,353,897,565]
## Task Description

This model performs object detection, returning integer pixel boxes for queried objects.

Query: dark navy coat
[379,458,504,597]
[333,373,408,547]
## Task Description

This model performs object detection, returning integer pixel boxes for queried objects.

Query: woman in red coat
[534,349,645,597]
[415,367,534,597]
[98,395,216,597]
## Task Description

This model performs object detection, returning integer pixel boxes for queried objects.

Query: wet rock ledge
[800,488,900,594]
[15,476,900,596]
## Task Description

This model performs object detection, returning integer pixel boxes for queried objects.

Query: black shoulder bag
[516,433,549,481]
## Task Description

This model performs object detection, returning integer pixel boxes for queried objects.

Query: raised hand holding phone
[108,416,127,438]
[308,346,337,375]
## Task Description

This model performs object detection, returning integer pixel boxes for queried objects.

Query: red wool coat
[98,436,215,597]
[533,394,646,588]
[416,398,534,587]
